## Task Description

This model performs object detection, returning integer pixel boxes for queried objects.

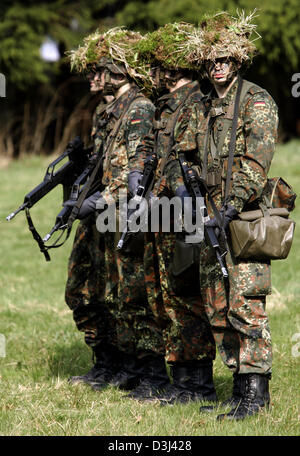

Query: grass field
[0,142,300,437]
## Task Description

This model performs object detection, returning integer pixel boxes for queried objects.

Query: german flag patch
[254,101,266,107]
[131,119,142,124]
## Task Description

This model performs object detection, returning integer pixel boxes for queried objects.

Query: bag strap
[223,75,244,205]
[269,177,281,207]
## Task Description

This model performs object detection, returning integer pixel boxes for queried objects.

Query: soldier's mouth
[214,73,225,79]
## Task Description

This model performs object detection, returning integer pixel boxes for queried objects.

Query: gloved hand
[128,170,143,196]
[63,191,105,220]
[205,204,238,231]
[63,199,76,208]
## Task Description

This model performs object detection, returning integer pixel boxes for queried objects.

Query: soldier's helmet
[69,27,153,94]
[185,10,259,69]
[136,23,203,90]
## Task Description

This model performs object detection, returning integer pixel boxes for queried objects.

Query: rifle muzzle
[6,202,28,221]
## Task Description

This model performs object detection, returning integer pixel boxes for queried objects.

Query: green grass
[0,144,300,436]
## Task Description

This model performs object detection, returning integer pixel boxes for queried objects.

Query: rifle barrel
[43,221,61,242]
[6,202,28,221]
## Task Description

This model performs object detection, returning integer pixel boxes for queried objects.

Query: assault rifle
[6,137,96,261]
[117,153,158,250]
[178,154,228,278]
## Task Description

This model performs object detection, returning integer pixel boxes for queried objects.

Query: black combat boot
[217,373,270,420]
[106,353,145,391]
[159,361,217,405]
[126,355,171,401]
[68,342,121,388]
[200,372,247,413]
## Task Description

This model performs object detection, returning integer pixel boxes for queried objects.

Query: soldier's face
[207,58,236,87]
[88,71,104,92]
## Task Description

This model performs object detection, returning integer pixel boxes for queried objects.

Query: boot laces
[238,376,257,412]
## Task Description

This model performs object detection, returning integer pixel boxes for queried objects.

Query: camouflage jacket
[168,77,279,212]
[137,81,204,197]
[94,85,155,204]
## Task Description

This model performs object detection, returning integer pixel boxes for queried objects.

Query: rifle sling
[25,208,51,261]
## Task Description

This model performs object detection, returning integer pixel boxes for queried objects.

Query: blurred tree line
[0,0,299,158]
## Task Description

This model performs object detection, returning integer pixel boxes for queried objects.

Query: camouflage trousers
[199,241,272,375]
[104,232,165,358]
[144,231,216,364]
[65,215,117,350]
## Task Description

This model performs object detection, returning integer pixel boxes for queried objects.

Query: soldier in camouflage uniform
[66,68,122,387]
[69,28,168,391]
[166,12,279,419]
[126,24,217,403]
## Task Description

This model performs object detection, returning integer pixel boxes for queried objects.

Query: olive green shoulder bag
[227,79,296,260]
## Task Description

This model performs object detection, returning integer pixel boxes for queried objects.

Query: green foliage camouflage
[69,28,141,72]
[137,23,200,70]
[69,27,153,91]
[183,10,259,66]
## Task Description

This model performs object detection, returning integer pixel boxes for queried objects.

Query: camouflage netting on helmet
[136,23,201,71]
[184,10,260,66]
[69,27,153,90]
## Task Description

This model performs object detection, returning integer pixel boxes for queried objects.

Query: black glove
[63,191,105,220]
[205,204,238,231]
[128,170,143,196]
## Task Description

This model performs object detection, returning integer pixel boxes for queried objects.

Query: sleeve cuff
[228,196,245,213]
